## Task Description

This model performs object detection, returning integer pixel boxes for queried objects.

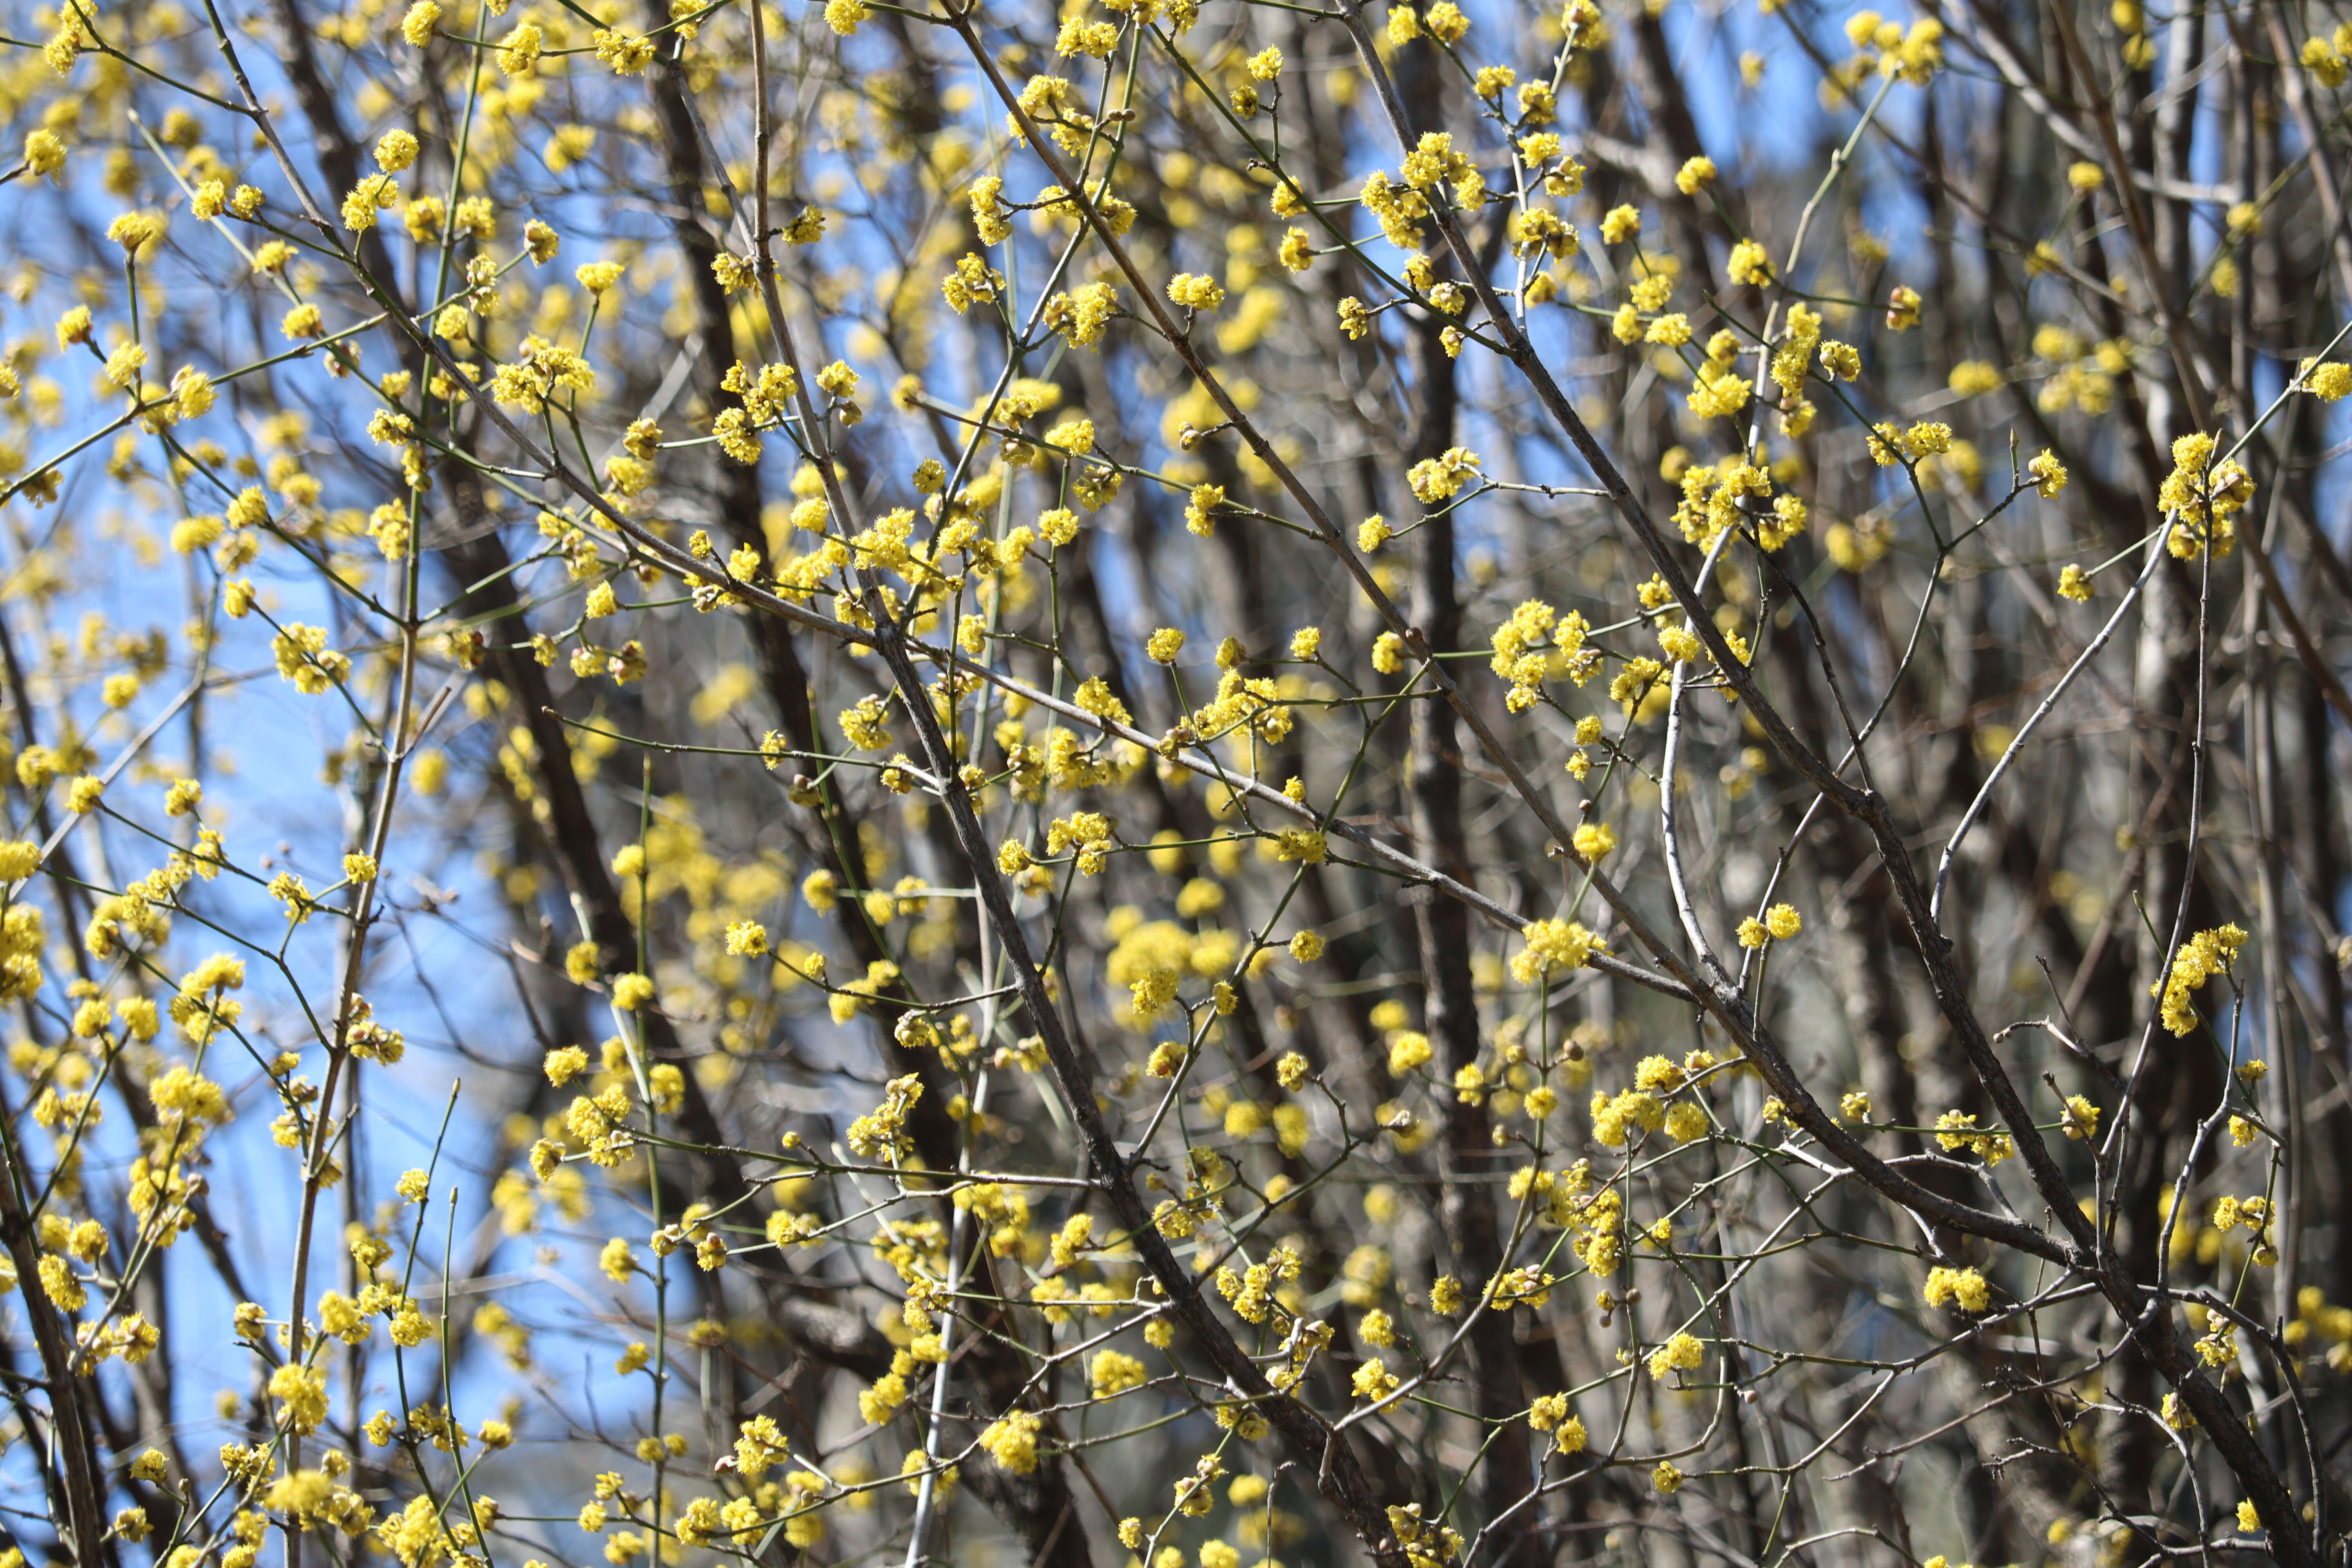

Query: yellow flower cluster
[845,1074,925,1161]
[1736,903,1802,947]
[1646,1330,1706,1378]
[1932,1111,2014,1164]
[1488,598,1595,710]
[1511,918,1605,984]
[2157,433,2254,558]
[2155,923,2247,1035]
[1922,1265,1991,1312]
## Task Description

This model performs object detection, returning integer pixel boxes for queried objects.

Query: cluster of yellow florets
[1736,902,1802,947]
[2156,924,2248,1035]
[1922,1265,1992,1312]
[2158,432,2255,557]
[1489,598,1596,709]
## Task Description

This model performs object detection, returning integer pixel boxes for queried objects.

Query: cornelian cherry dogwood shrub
[2,0,2351,1563]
